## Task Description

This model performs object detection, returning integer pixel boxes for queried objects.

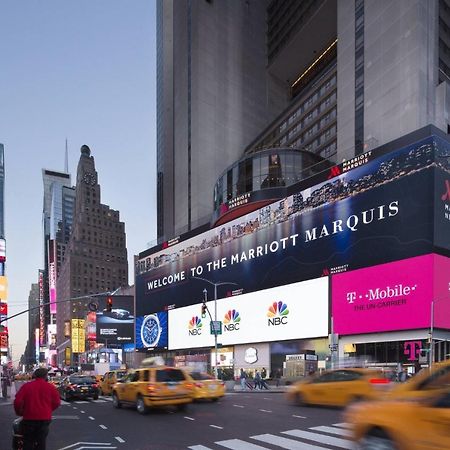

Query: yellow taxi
[387,359,450,401]
[345,388,450,449]
[99,369,128,395]
[286,368,390,407]
[184,371,225,401]
[111,366,193,414]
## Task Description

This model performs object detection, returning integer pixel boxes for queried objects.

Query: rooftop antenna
[64,138,69,173]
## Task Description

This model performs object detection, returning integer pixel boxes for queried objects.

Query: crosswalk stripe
[188,446,213,450]
[94,399,107,403]
[309,426,351,437]
[282,430,354,449]
[333,423,351,428]
[75,401,89,404]
[216,439,270,449]
[251,434,328,449]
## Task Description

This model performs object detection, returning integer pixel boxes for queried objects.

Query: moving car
[111,366,193,414]
[286,368,390,407]
[184,371,225,401]
[99,370,128,395]
[345,388,450,449]
[58,375,100,401]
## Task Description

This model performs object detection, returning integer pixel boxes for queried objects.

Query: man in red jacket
[14,367,61,450]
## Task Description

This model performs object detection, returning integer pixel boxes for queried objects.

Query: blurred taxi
[387,359,450,401]
[286,368,390,407]
[111,366,193,414]
[184,371,225,401]
[49,376,64,389]
[99,369,128,395]
[345,388,450,449]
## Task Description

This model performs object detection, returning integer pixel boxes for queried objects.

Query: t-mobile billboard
[168,277,328,350]
[332,253,450,335]
[136,137,445,315]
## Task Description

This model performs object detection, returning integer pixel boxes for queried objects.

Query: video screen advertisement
[135,312,168,350]
[136,136,444,315]
[95,295,134,344]
[168,278,328,350]
[332,253,450,335]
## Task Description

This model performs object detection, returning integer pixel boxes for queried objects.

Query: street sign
[329,344,338,352]
[210,321,222,335]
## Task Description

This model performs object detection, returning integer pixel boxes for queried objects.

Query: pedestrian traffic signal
[106,297,113,312]
[201,303,207,318]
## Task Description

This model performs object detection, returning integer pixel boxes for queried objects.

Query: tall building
[56,145,128,365]
[0,143,6,364]
[157,0,450,244]
[0,143,5,239]
[156,0,282,241]
[25,283,39,366]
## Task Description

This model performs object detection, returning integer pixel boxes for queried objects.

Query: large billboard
[332,253,450,335]
[0,276,8,300]
[38,270,45,346]
[48,240,57,314]
[168,278,328,350]
[135,312,168,350]
[95,295,134,344]
[136,137,446,316]
[71,319,85,353]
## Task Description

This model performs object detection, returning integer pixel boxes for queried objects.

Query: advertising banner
[0,302,6,316]
[71,319,85,353]
[433,253,450,329]
[332,253,450,335]
[48,240,57,314]
[95,295,134,344]
[35,328,40,363]
[0,333,7,351]
[38,270,45,346]
[168,277,328,350]
[0,276,7,300]
[47,324,56,350]
[135,312,168,349]
[0,239,5,260]
[137,138,441,316]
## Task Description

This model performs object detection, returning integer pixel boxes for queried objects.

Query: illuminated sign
[38,270,45,346]
[48,240,57,314]
[0,302,6,316]
[35,328,40,362]
[168,277,328,350]
[0,276,7,300]
[71,319,86,353]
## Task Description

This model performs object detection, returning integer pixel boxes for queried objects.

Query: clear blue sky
[0,1,156,363]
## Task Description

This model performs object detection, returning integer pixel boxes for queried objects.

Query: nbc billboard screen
[168,277,328,350]
[137,136,446,316]
[332,253,450,335]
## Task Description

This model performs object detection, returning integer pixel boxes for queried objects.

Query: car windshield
[190,372,213,381]
[156,369,186,382]
[116,371,127,379]
[69,376,94,384]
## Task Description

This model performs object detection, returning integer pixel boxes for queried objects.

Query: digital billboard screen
[332,253,450,335]
[135,312,168,350]
[96,295,134,344]
[48,240,57,314]
[168,277,328,350]
[137,137,442,316]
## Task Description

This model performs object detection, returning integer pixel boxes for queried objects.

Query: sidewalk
[228,383,288,394]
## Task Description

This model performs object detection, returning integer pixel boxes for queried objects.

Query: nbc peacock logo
[267,301,289,326]
[188,316,202,336]
[223,309,241,332]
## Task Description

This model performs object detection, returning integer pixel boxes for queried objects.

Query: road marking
[216,439,268,449]
[292,415,306,419]
[75,400,90,404]
[80,411,85,414]
[251,433,326,449]
[188,446,213,450]
[73,407,78,409]
[114,437,125,444]
[184,416,195,421]
[263,397,270,400]
[99,425,107,429]
[53,415,80,420]
[259,409,272,413]
[57,442,113,450]
[94,399,107,403]
[233,404,244,408]
[210,425,224,429]
[333,422,351,428]
[282,429,353,449]
[74,447,116,450]
[309,425,351,437]
[88,416,95,420]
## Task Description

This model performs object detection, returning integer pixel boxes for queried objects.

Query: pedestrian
[239,369,247,391]
[261,367,267,379]
[14,367,61,450]
[254,370,261,390]
[274,369,281,387]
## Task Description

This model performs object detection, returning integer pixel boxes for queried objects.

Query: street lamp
[192,276,238,379]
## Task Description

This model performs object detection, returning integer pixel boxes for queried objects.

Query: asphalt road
[0,389,350,450]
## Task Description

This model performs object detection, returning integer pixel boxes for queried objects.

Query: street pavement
[0,386,350,449]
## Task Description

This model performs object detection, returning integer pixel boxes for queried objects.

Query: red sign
[0,302,6,315]
[0,333,7,348]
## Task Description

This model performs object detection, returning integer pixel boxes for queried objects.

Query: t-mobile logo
[346,292,357,304]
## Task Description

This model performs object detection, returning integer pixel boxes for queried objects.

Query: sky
[0,1,156,363]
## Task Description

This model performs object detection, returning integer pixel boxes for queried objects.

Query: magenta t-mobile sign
[332,253,449,335]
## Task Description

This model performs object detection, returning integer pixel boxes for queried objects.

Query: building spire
[64,138,69,173]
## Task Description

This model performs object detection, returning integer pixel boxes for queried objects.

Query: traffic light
[201,303,207,318]
[106,297,113,312]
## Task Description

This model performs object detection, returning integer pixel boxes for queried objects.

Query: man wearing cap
[14,367,61,450]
